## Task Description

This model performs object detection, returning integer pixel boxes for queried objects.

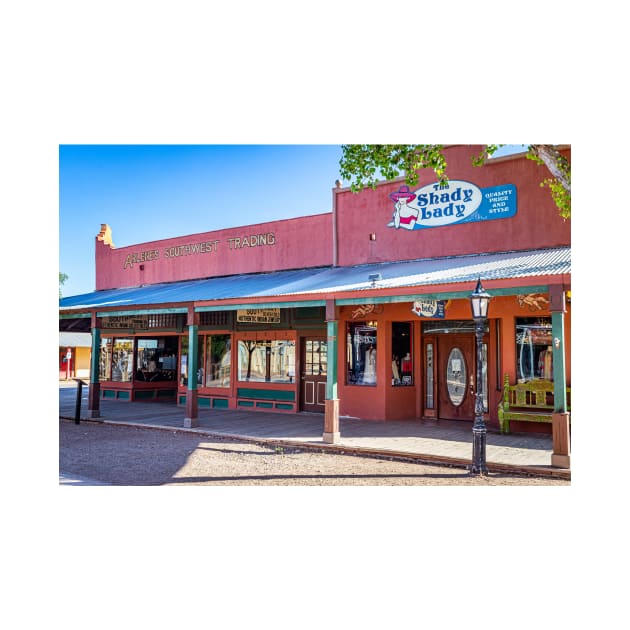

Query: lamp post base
[470,426,488,475]
[469,463,489,475]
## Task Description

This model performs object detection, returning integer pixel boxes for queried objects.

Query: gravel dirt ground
[59,420,570,486]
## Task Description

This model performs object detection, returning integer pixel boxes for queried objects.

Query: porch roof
[59,332,93,347]
[59,246,570,312]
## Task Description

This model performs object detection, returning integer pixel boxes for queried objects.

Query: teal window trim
[237,388,296,402]
[336,285,549,306]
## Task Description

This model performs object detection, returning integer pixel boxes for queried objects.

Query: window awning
[59,332,93,347]
[59,246,570,312]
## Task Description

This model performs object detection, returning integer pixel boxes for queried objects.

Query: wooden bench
[497,374,571,434]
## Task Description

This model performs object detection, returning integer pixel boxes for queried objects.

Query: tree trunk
[529,145,571,194]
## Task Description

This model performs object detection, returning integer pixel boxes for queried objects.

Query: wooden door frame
[422,335,438,418]
[433,334,478,421]
[299,336,327,413]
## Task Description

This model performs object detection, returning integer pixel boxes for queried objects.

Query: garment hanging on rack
[392,359,400,381]
[518,328,534,380]
[363,347,376,384]
[538,349,553,380]
[401,354,412,374]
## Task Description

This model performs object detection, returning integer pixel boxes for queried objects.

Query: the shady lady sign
[388,180,517,230]
[412,300,447,318]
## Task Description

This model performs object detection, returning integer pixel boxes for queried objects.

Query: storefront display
[205,335,231,388]
[392,322,412,385]
[111,339,133,382]
[135,337,178,382]
[99,338,112,381]
[60,145,570,432]
[346,322,377,386]
[516,317,553,382]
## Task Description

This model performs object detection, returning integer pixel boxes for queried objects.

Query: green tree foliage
[59,272,68,298]
[339,144,571,218]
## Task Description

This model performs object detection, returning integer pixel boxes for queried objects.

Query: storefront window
[422,320,488,334]
[205,335,231,388]
[180,336,188,385]
[238,340,266,382]
[392,322,412,386]
[99,337,112,382]
[304,340,327,377]
[135,336,179,383]
[179,335,203,386]
[238,339,295,383]
[270,340,295,383]
[111,338,134,382]
[346,321,377,386]
[515,317,553,382]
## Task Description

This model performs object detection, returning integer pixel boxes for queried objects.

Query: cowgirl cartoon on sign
[388,185,418,230]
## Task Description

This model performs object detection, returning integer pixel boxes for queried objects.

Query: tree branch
[529,145,571,194]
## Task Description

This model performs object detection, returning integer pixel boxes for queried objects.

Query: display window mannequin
[363,344,376,384]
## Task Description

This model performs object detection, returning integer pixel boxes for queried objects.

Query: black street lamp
[470,278,491,475]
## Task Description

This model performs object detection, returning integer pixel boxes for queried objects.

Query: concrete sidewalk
[59,471,111,486]
[59,386,570,479]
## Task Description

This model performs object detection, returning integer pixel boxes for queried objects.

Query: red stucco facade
[333,145,570,267]
[62,145,571,436]
[96,213,333,291]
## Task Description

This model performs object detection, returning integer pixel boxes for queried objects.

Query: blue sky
[59,145,345,297]
[59,144,532,297]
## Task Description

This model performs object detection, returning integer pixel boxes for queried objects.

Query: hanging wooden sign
[411,300,448,318]
[102,315,150,329]
[236,308,281,324]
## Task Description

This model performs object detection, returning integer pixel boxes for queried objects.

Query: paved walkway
[59,472,111,486]
[59,384,569,479]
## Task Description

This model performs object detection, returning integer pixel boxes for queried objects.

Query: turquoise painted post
[326,320,338,400]
[549,286,570,468]
[90,328,101,385]
[323,311,340,443]
[188,324,198,392]
[87,327,101,418]
[185,324,199,427]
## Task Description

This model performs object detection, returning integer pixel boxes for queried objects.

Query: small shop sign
[411,300,447,318]
[236,308,281,324]
[102,315,150,329]
[388,181,517,231]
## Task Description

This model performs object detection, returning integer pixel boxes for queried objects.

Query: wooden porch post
[87,312,101,419]
[323,299,340,443]
[549,286,570,468]
[184,306,199,428]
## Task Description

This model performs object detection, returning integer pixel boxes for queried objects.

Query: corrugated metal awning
[59,246,570,312]
[59,332,92,347]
